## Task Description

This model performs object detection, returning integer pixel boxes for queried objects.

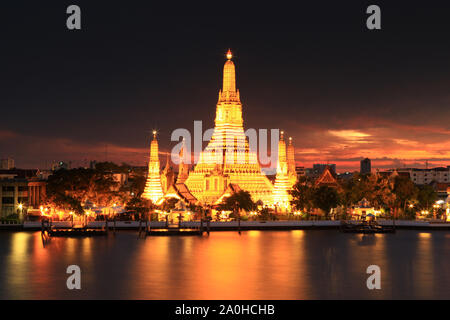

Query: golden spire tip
[226,49,232,60]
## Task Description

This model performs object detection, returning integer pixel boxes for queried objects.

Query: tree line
[290,173,439,219]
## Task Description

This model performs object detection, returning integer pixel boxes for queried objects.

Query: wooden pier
[137,218,206,237]
[41,219,107,238]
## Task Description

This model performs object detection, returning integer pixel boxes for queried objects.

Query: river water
[0,230,448,299]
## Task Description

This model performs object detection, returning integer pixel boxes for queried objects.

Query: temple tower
[142,131,164,203]
[272,131,291,211]
[184,50,274,205]
[287,137,297,185]
[161,154,175,194]
[177,139,189,184]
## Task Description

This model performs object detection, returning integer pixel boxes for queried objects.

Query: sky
[1,1,450,172]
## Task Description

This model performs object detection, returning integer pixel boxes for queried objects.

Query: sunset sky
[1,1,450,172]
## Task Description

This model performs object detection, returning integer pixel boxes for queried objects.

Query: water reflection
[0,230,448,299]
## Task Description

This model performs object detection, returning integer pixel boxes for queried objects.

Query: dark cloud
[1,1,450,171]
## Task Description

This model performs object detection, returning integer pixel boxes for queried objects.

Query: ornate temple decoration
[287,137,297,186]
[272,131,293,211]
[184,50,274,205]
[176,139,189,185]
[142,131,164,203]
[161,155,175,194]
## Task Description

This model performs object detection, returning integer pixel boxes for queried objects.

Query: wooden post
[235,203,241,235]
[178,212,182,229]
[138,219,142,238]
[238,215,241,235]
[200,218,204,235]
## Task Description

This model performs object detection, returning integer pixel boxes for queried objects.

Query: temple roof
[315,166,338,187]
[163,183,198,205]
[213,183,242,205]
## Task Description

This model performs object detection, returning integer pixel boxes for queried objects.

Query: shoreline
[1,220,450,231]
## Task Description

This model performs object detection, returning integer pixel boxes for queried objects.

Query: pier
[15,219,450,234]
[41,219,107,238]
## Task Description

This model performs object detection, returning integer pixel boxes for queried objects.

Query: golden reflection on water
[129,231,309,299]
[416,231,433,298]
[0,230,448,299]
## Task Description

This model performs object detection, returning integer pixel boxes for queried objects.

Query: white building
[397,167,450,185]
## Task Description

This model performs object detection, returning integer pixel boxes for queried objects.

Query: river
[0,230,448,299]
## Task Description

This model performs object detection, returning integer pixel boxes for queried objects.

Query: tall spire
[287,137,296,175]
[278,131,287,168]
[222,49,236,94]
[142,131,164,203]
[273,130,290,211]
[177,138,189,184]
[184,49,274,206]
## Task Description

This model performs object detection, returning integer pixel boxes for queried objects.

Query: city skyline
[1,2,450,172]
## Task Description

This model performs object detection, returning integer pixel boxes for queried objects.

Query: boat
[340,220,395,234]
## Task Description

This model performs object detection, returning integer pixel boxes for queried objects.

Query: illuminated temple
[142,131,164,203]
[144,50,298,208]
[272,132,297,210]
[184,50,274,205]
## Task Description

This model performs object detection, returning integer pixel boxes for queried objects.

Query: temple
[184,50,274,205]
[145,50,298,209]
[315,165,338,188]
[142,131,164,203]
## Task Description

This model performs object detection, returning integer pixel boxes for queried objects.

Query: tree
[312,186,340,219]
[417,185,437,210]
[217,190,256,219]
[45,166,120,213]
[160,197,179,212]
[366,174,396,211]
[125,197,150,218]
[289,178,314,214]
[393,175,418,216]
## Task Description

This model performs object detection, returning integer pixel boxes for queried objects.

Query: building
[183,50,275,205]
[387,167,450,185]
[360,158,371,174]
[1,158,15,170]
[295,166,305,179]
[408,167,449,185]
[142,131,164,203]
[306,164,336,180]
[315,165,338,188]
[0,176,46,218]
[430,182,450,201]
[337,171,354,181]
[51,161,71,171]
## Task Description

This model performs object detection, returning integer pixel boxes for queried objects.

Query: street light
[17,203,24,222]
